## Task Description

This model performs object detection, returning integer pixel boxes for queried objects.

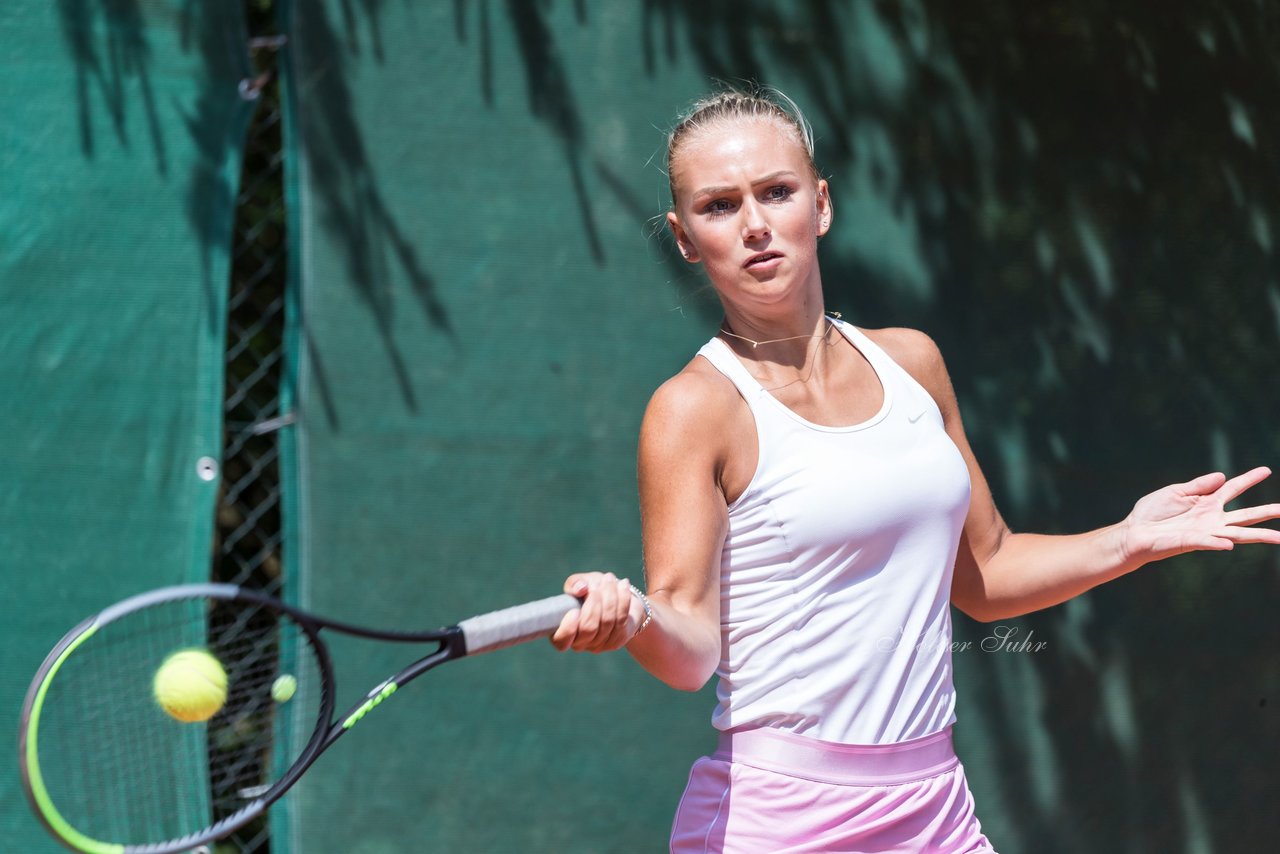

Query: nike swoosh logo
[908,409,927,423]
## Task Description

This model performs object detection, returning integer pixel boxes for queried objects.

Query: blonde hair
[665,85,819,207]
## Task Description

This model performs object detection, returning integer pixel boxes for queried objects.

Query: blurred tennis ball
[271,674,297,703]
[153,649,227,723]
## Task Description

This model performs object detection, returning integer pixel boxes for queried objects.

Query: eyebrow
[691,170,800,201]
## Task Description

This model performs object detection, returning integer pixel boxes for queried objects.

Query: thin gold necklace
[719,311,842,349]
[725,313,843,393]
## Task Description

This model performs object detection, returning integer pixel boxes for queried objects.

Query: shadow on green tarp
[24,1,1278,852]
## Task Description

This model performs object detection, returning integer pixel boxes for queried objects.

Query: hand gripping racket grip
[458,593,581,656]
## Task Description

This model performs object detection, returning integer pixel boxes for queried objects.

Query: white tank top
[697,319,972,745]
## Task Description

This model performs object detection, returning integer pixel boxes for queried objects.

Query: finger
[563,574,591,597]
[550,610,581,651]
[586,573,622,651]
[1218,466,1274,505]
[1218,525,1280,546]
[1223,503,1280,526]
[1178,472,1227,496]
[574,572,619,651]
[573,582,603,649]
[602,578,634,650]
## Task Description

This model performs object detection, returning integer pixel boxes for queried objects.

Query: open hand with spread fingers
[1119,466,1280,566]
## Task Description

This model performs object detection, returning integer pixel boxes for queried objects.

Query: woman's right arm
[551,370,729,691]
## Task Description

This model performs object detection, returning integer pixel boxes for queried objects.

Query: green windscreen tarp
[279,3,716,851]
[282,2,1278,853]
[2,1,1277,852]
[0,2,252,849]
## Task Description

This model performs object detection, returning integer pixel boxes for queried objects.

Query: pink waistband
[714,725,959,786]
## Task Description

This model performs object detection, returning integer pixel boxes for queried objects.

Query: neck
[719,315,839,393]
[721,294,831,349]
[719,310,838,372]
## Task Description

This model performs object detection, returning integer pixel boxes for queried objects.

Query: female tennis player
[551,87,1280,853]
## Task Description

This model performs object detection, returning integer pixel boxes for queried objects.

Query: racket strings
[35,603,212,844]
[208,609,299,811]
[30,595,325,848]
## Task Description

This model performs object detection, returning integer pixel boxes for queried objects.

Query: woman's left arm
[878,328,1280,623]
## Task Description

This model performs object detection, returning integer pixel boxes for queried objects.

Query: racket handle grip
[459,593,581,656]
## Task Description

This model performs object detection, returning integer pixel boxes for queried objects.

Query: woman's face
[667,118,831,311]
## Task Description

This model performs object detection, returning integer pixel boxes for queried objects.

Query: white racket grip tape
[459,593,582,655]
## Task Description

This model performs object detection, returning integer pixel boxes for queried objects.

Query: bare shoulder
[643,356,744,444]
[860,326,955,410]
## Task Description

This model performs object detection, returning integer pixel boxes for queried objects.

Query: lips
[744,251,783,268]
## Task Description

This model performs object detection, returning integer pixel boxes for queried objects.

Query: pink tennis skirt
[670,725,996,853]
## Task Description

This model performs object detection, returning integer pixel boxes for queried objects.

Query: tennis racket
[18,583,580,854]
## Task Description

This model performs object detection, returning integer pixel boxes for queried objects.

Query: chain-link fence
[211,3,288,851]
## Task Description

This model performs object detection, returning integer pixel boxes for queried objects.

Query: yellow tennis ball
[153,649,227,723]
[271,674,297,703]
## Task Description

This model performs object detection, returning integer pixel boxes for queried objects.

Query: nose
[741,199,770,242]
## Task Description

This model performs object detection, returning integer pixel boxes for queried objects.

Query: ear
[816,179,833,238]
[667,211,700,263]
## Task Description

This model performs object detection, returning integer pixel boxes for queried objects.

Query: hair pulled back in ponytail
[665,85,819,207]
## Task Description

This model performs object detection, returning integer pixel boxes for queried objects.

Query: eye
[763,185,793,202]
[703,199,734,217]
